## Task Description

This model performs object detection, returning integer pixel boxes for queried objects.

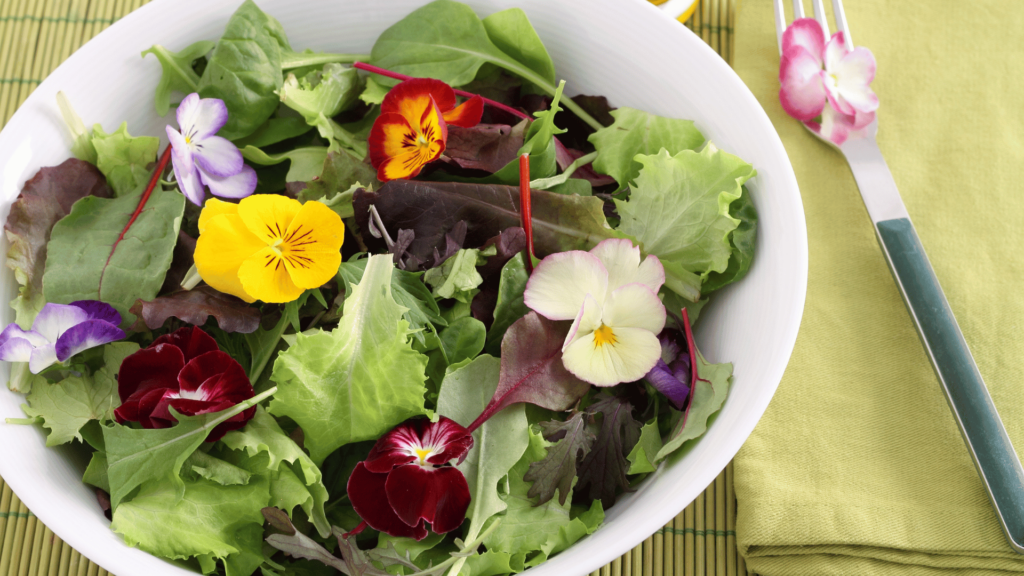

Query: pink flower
[779,18,879,144]
[347,417,473,540]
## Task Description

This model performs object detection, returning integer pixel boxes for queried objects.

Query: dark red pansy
[114,326,255,442]
[347,416,473,540]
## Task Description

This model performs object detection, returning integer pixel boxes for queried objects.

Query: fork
[774,0,1024,553]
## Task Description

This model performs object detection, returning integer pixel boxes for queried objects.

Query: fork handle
[876,217,1024,551]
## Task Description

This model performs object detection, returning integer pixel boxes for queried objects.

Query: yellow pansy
[195,195,344,303]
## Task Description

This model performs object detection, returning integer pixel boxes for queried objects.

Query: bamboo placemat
[0,0,746,574]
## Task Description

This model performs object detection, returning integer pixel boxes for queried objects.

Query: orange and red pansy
[368,78,484,182]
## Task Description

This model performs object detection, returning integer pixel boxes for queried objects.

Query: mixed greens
[1,1,758,575]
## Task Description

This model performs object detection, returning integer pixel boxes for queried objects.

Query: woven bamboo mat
[0,0,747,574]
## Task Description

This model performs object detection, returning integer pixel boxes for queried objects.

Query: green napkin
[731,1,1024,574]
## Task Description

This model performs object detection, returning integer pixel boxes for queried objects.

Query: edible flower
[166,93,257,206]
[644,328,692,410]
[779,18,878,145]
[368,78,484,182]
[523,238,667,387]
[194,195,344,304]
[114,326,255,442]
[347,416,473,540]
[0,301,124,374]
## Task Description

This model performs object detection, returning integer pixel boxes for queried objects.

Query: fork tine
[831,0,852,46]
[811,0,830,37]
[773,0,786,55]
[790,0,805,19]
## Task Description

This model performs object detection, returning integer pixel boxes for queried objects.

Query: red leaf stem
[353,62,531,121]
[518,153,534,274]
[679,308,707,429]
[106,144,173,269]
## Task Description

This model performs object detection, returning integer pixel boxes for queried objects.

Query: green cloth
[732,1,1024,574]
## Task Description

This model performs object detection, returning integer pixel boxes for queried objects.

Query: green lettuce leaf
[270,254,428,464]
[42,189,185,326]
[90,122,160,197]
[615,146,754,279]
[524,500,604,567]
[185,450,252,486]
[83,451,109,492]
[484,253,529,356]
[702,185,758,293]
[588,107,705,190]
[626,418,663,475]
[240,145,328,183]
[220,405,331,537]
[654,351,733,462]
[141,41,215,116]
[359,76,389,105]
[423,248,487,303]
[279,63,362,123]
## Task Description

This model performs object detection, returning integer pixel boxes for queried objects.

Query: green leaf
[702,185,758,293]
[232,116,313,149]
[479,81,566,186]
[42,190,185,326]
[615,146,754,278]
[523,412,595,506]
[531,500,604,563]
[185,450,253,486]
[270,254,428,464]
[111,475,268,567]
[626,419,663,475]
[142,41,215,116]
[439,316,486,365]
[484,254,529,356]
[83,451,109,492]
[481,8,556,89]
[654,351,733,462]
[376,531,445,563]
[240,145,328,182]
[197,0,291,140]
[423,248,486,303]
[661,260,703,303]
[588,107,706,191]
[20,342,137,446]
[279,63,362,123]
[103,388,273,508]
[436,355,529,540]
[90,122,160,197]
[56,93,97,164]
[299,149,378,205]
[359,76,389,105]
[460,551,515,576]
[220,406,331,537]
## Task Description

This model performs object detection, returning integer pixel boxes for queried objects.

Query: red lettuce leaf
[470,227,526,327]
[159,231,197,295]
[443,121,526,174]
[129,286,261,333]
[575,393,642,509]
[523,411,596,506]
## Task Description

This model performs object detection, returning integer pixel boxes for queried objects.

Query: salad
[0,1,757,574]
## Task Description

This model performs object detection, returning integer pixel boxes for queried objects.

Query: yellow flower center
[415,447,433,464]
[593,324,618,348]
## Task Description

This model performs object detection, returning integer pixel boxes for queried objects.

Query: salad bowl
[0,0,806,574]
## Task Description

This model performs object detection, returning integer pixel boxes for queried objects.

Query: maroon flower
[113,326,255,442]
[347,416,474,540]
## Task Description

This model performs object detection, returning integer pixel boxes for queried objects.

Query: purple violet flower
[0,301,125,373]
[644,328,692,410]
[165,93,257,206]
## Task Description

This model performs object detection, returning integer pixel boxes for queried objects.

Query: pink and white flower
[0,301,124,373]
[166,93,257,206]
[779,18,879,145]
[523,238,667,387]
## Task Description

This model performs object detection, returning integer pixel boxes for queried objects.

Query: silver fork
[774,0,1024,553]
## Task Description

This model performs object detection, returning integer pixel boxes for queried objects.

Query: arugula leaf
[575,394,642,509]
[142,41,215,116]
[241,145,328,182]
[197,0,291,140]
[481,8,556,89]
[221,406,331,537]
[654,351,732,462]
[42,189,184,327]
[111,475,268,569]
[270,255,428,464]
[423,248,487,303]
[4,159,112,328]
[21,342,137,446]
[702,185,758,293]
[524,411,595,506]
[90,122,160,197]
[103,388,273,508]
[483,254,529,355]
[588,107,705,190]
[626,418,663,475]
[615,146,754,279]
[129,286,260,333]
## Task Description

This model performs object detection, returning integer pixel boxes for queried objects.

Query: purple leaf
[444,121,527,174]
[470,227,527,327]
[555,142,616,187]
[159,232,197,295]
[466,312,590,432]
[576,393,642,509]
[129,286,261,333]
[524,411,596,506]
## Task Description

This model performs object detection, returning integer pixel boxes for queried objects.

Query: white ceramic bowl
[0,0,807,574]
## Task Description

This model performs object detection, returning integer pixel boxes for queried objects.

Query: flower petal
[385,464,470,534]
[194,213,265,303]
[0,323,48,349]
[198,198,240,234]
[115,387,176,429]
[782,18,825,64]
[69,300,121,326]
[192,135,244,177]
[28,345,59,374]
[369,113,415,169]
[442,95,484,128]
[588,238,664,294]
[563,293,604,351]
[823,31,851,75]
[151,326,220,364]
[165,126,193,174]
[348,462,429,540]
[176,93,229,141]
[562,326,663,387]
[236,194,303,244]
[117,343,185,401]
[603,283,667,335]
[524,251,608,321]
[365,420,422,473]
[382,78,458,119]
[423,417,474,467]
[779,47,827,121]
[645,359,690,410]
[175,159,206,207]
[0,337,35,364]
[177,350,251,398]
[54,320,125,362]
[238,246,306,303]
[833,47,879,113]
[31,303,91,343]
[376,151,432,182]
[279,201,344,290]
[198,163,257,200]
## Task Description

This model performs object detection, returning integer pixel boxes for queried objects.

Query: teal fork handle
[877,217,1024,551]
